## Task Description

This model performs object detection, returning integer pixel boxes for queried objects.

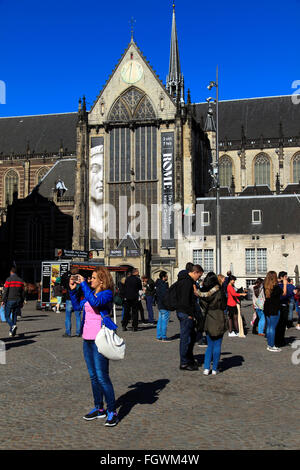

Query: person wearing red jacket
[226,275,247,337]
[1,267,25,337]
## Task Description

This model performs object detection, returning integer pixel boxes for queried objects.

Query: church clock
[121,60,143,84]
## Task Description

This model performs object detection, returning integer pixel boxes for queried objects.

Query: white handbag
[95,325,126,361]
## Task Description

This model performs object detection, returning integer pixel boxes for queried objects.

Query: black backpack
[162,281,179,311]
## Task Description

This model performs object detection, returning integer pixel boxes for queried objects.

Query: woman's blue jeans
[156,309,170,339]
[65,300,81,336]
[146,295,154,323]
[255,308,265,335]
[204,334,223,371]
[266,312,280,347]
[83,340,116,412]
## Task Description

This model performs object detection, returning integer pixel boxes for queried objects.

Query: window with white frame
[193,249,214,272]
[245,248,256,274]
[201,211,211,226]
[257,248,267,273]
[252,209,262,224]
[245,248,267,274]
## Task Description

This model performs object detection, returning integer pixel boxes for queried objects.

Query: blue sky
[0,0,299,117]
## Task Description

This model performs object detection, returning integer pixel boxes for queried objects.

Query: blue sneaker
[83,407,107,420]
[105,411,119,427]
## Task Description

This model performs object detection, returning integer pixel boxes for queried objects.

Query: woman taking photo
[264,271,287,352]
[199,273,228,375]
[69,267,118,426]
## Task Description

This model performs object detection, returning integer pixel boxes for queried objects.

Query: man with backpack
[175,265,203,371]
[1,266,25,337]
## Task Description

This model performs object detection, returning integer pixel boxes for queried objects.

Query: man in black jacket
[122,268,142,332]
[1,267,25,337]
[176,264,203,371]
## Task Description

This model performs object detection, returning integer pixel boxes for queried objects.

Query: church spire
[166,3,184,103]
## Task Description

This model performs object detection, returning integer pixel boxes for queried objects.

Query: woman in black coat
[199,272,228,375]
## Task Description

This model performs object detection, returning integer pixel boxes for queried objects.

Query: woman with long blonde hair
[263,271,287,352]
[69,267,118,426]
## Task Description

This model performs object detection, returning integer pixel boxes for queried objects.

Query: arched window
[292,153,300,183]
[219,155,233,187]
[36,167,49,184]
[5,169,19,205]
[108,87,156,122]
[254,153,270,186]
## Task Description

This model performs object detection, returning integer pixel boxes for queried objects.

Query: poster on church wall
[89,137,104,250]
[161,132,175,248]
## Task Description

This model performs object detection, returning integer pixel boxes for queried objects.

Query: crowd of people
[1,262,300,428]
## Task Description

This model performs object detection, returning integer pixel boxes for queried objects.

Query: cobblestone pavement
[0,300,299,450]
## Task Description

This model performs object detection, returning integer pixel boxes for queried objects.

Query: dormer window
[201,211,211,226]
[252,209,262,224]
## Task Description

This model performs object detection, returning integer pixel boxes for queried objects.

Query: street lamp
[207,66,221,274]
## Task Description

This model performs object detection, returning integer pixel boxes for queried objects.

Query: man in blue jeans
[176,265,203,371]
[155,271,171,342]
[2,267,25,337]
[61,268,81,337]
[142,275,156,324]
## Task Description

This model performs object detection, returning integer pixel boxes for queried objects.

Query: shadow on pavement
[3,334,39,349]
[17,328,61,335]
[219,355,245,372]
[21,315,49,319]
[116,379,169,422]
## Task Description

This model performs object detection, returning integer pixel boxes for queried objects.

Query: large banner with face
[161,132,175,248]
[90,137,104,249]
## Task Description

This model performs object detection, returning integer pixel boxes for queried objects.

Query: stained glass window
[5,169,19,205]
[293,153,300,183]
[219,155,233,187]
[254,153,270,186]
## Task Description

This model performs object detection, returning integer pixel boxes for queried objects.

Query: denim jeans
[288,297,295,322]
[255,308,266,334]
[266,312,280,347]
[146,295,154,323]
[177,312,197,366]
[83,340,116,412]
[5,300,20,330]
[204,334,223,371]
[296,302,300,322]
[156,309,170,339]
[65,299,81,336]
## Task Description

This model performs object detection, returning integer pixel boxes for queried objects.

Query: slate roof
[0,112,78,156]
[196,194,300,235]
[36,158,77,199]
[240,185,273,196]
[195,95,300,141]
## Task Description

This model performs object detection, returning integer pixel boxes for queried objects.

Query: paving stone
[0,301,299,450]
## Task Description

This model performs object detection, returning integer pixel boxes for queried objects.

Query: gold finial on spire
[130,16,136,41]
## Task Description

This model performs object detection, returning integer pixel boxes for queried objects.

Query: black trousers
[137,300,145,323]
[122,299,139,330]
[275,304,288,347]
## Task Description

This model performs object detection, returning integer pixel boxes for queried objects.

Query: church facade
[72,7,211,280]
[0,6,300,283]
